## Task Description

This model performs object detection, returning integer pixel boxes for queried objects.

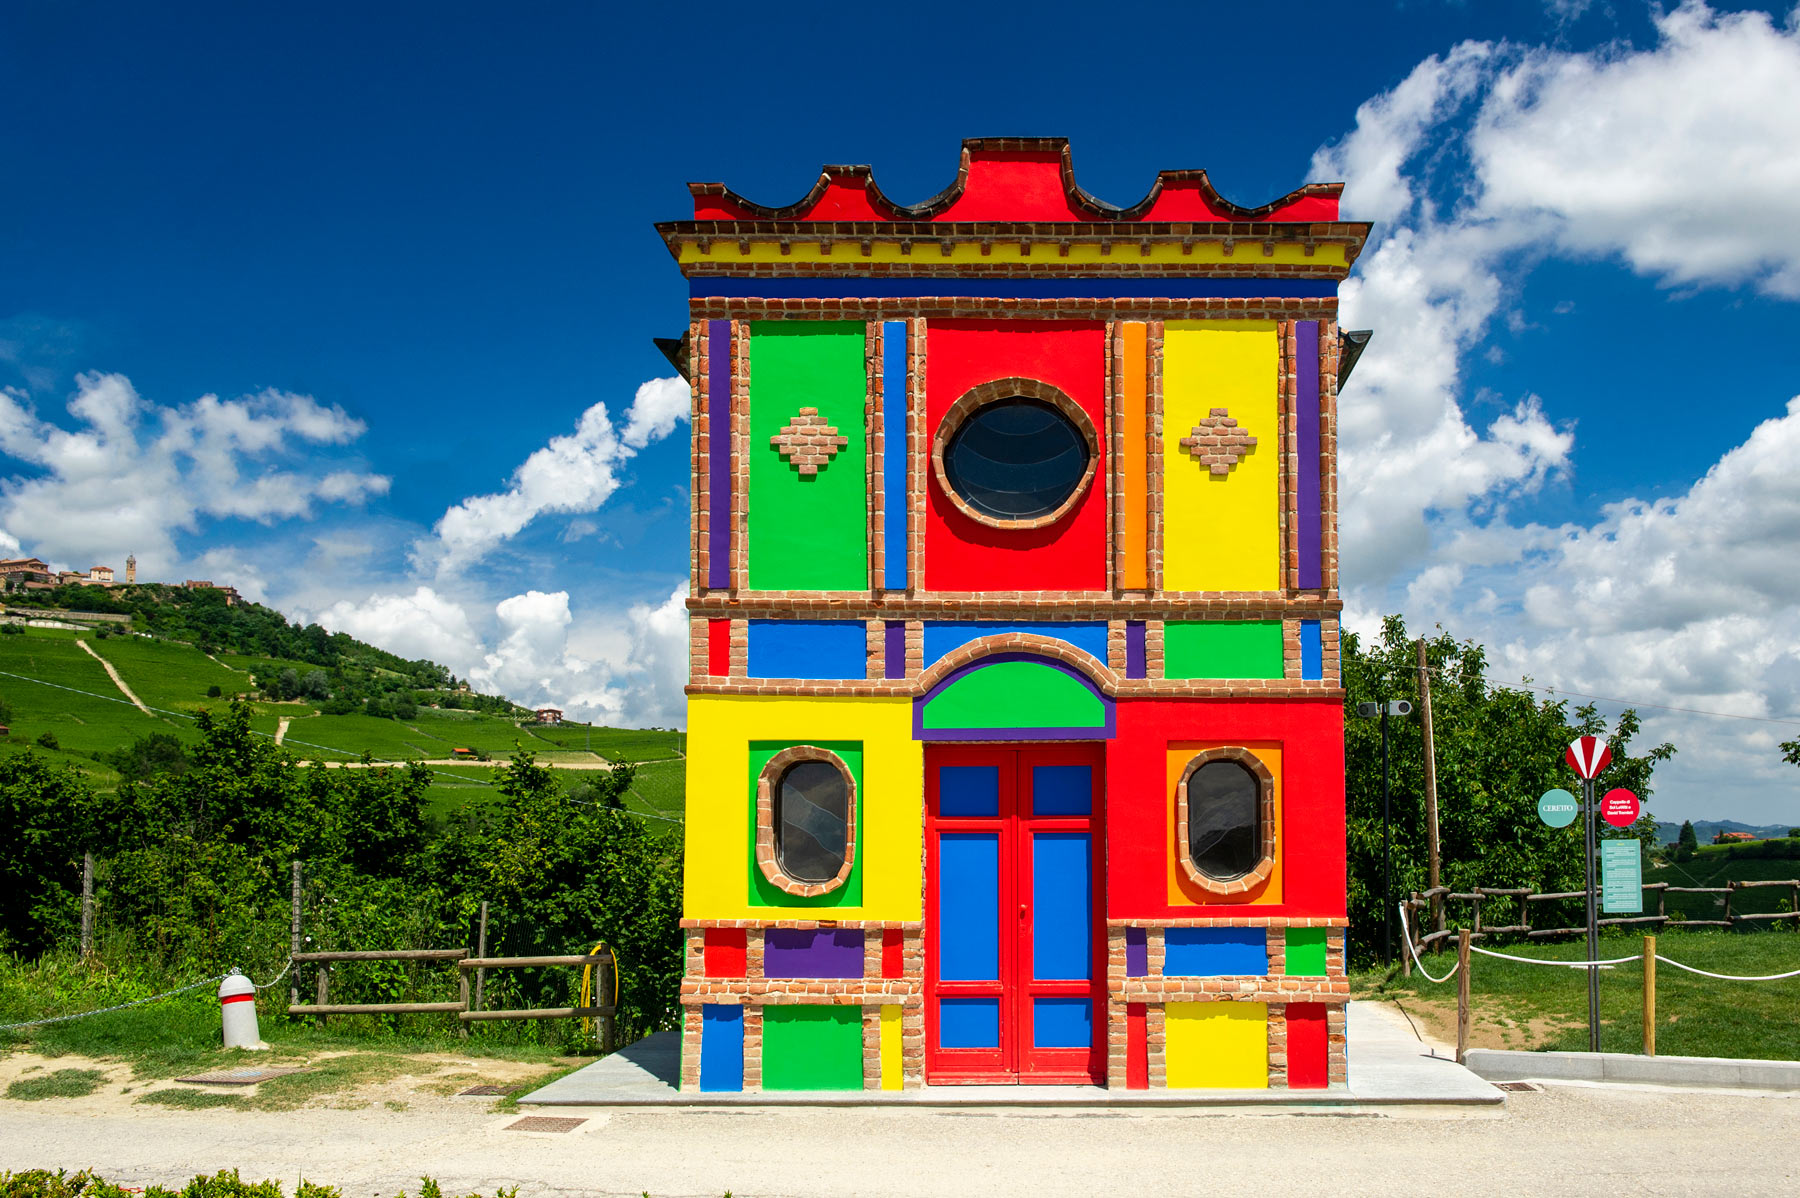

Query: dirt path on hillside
[274,717,290,745]
[292,758,618,770]
[77,640,153,716]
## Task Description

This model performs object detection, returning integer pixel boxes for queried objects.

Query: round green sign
[1538,788,1578,828]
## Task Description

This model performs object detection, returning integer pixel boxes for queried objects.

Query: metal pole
[1417,639,1442,946]
[80,852,94,958]
[1382,703,1393,968]
[1584,776,1600,1052]
[474,901,490,1014]
[290,860,303,1009]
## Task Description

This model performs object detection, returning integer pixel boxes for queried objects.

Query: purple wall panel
[1125,927,1147,977]
[884,620,907,680]
[1125,621,1147,680]
[763,928,865,979]
[1296,320,1322,590]
[706,319,732,590]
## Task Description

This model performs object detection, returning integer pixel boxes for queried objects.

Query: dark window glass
[776,760,850,883]
[1187,761,1260,880]
[942,398,1088,521]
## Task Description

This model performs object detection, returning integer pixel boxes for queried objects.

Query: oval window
[1187,760,1261,881]
[775,759,850,884]
[941,397,1091,522]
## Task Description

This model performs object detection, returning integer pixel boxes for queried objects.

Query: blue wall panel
[1032,833,1091,981]
[699,1004,744,1091]
[747,620,867,680]
[882,321,908,592]
[1163,928,1269,977]
[922,622,1110,668]
[939,833,999,981]
[1300,620,1323,681]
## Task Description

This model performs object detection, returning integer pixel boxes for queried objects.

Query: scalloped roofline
[688,137,1343,224]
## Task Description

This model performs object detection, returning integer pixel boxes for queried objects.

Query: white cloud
[0,372,387,579]
[313,586,483,676]
[417,376,689,576]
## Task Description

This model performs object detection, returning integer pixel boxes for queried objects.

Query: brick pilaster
[741,1005,764,1090]
[1267,1002,1290,1088]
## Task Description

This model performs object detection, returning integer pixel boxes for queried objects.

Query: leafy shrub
[34,733,58,751]
[206,685,222,698]
[1,624,24,635]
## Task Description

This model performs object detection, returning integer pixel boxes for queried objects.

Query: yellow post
[1456,928,1472,1065]
[1643,935,1657,1057]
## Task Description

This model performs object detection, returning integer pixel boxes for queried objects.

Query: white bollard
[219,970,269,1050]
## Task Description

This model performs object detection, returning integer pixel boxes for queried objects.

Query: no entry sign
[1600,787,1640,828]
[1565,736,1612,780]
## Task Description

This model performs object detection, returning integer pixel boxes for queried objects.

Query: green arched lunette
[916,655,1114,741]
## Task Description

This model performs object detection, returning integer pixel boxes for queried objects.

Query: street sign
[1566,736,1612,780]
[1537,788,1578,828]
[1601,840,1643,913]
[1600,788,1640,828]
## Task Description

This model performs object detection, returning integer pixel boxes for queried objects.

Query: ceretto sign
[1537,788,1578,828]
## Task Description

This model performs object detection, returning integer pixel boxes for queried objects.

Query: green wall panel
[923,660,1106,731]
[762,1004,864,1090]
[1163,621,1284,680]
[746,740,863,909]
[1285,927,1328,977]
[748,322,868,590]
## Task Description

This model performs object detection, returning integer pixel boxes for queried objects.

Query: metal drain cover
[174,1067,311,1086]
[459,1085,510,1096]
[1495,1081,1540,1092]
[506,1116,587,1133]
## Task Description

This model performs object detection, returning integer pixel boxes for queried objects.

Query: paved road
[4,1082,1796,1197]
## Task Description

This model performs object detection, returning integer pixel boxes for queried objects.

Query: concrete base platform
[1466,1048,1800,1091]
[520,1000,1502,1108]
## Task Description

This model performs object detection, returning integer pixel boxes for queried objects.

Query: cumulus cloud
[313,586,483,677]
[417,376,689,576]
[0,372,387,577]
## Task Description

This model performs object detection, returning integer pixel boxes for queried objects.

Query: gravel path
[77,639,152,716]
[3,1081,1796,1196]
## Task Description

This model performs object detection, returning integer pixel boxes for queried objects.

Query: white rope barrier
[1397,904,1800,982]
[0,958,296,1033]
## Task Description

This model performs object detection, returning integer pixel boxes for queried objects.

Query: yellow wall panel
[684,694,922,921]
[1165,742,1283,906]
[1165,1001,1269,1089]
[1161,322,1280,591]
[880,1004,903,1091]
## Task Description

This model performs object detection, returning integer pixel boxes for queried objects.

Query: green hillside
[0,620,684,825]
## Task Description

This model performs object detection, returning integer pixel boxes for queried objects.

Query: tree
[0,751,106,952]
[1676,819,1699,862]
[1345,617,1675,967]
[300,670,331,700]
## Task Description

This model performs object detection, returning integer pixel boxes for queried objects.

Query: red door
[924,744,1105,1085]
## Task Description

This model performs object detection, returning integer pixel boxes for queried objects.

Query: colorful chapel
[664,139,1369,1092]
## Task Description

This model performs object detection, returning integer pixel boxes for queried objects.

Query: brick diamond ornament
[771,407,849,477]
[1180,407,1257,475]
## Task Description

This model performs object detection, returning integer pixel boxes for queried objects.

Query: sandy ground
[3,1058,1798,1196]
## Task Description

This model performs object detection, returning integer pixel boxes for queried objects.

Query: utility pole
[1417,638,1442,945]
[1583,772,1601,1052]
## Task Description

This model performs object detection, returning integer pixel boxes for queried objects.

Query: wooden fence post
[315,963,329,1028]
[290,861,303,1009]
[79,852,94,958]
[1643,935,1657,1057]
[1456,929,1472,1065]
[599,955,615,1052]
[474,902,489,1014]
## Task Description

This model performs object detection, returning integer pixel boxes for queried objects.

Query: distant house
[535,707,564,725]
[0,558,52,588]
[1713,830,1756,845]
[56,571,88,585]
[89,566,114,583]
[451,747,477,759]
[184,579,243,606]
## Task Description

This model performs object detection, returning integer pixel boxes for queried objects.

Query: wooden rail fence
[1406,878,1800,959]
[286,947,615,1048]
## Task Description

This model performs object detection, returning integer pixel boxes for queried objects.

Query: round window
[1186,760,1261,881]
[940,396,1092,523]
[774,759,850,884]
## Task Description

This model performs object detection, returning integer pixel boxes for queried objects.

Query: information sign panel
[1601,840,1643,914]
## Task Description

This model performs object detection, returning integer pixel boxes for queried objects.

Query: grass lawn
[1369,928,1800,1060]
[85,636,245,713]
[0,633,182,762]
[619,757,684,822]
[528,723,685,763]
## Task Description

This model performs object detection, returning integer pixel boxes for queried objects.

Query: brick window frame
[929,377,1100,531]
[1175,747,1276,896]
[755,745,858,897]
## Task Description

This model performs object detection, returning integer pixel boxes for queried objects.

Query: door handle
[1019,904,1028,919]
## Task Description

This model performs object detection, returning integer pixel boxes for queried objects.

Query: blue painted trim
[1162,928,1269,978]
[699,1004,744,1091]
[691,278,1339,300]
[882,321,908,591]
[747,620,868,680]
[922,621,1110,669]
[914,652,1116,742]
[1300,620,1323,681]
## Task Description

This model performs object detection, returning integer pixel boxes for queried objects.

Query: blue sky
[5,1,1800,824]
